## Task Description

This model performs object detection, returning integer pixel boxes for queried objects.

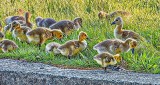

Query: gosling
[35,16,56,28]
[57,31,89,59]
[45,42,61,54]
[0,39,18,53]
[94,52,122,72]
[93,38,137,54]
[11,21,31,43]
[49,17,82,35]
[26,27,63,49]
[111,16,144,41]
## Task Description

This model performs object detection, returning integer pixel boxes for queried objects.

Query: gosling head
[73,17,82,30]
[98,11,107,19]
[11,21,21,30]
[113,54,122,63]
[125,38,137,49]
[78,31,89,42]
[130,40,137,49]
[52,29,63,40]
[17,9,24,16]
[111,16,123,25]
[125,38,137,54]
[35,16,43,26]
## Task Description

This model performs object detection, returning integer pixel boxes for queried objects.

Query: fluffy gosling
[49,17,82,35]
[11,21,31,43]
[26,27,63,49]
[45,42,61,54]
[93,38,137,54]
[111,17,144,41]
[57,31,89,59]
[0,39,18,53]
[93,52,122,72]
[73,17,82,30]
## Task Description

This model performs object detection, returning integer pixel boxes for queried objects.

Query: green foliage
[0,0,159,73]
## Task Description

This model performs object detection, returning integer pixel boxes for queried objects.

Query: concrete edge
[0,59,160,85]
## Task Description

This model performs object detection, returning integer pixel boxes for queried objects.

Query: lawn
[0,0,160,73]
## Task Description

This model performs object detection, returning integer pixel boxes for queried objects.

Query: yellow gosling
[0,39,18,53]
[93,38,137,54]
[11,21,31,43]
[26,27,63,49]
[57,31,89,59]
[93,52,122,72]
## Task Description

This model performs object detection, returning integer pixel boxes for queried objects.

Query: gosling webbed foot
[68,55,71,59]
[131,48,135,54]
[111,65,124,71]
[103,67,111,73]
[104,67,108,72]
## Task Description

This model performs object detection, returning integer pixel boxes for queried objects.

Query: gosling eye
[116,19,118,21]
[59,35,62,37]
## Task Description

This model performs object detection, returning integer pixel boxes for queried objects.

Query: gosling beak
[111,21,116,25]
[131,48,135,54]
[86,37,91,41]
[80,23,82,27]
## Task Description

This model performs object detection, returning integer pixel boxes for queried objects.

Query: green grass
[0,0,160,73]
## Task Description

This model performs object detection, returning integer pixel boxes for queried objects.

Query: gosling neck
[78,37,85,42]
[25,17,30,23]
[25,13,30,23]
[115,24,123,33]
